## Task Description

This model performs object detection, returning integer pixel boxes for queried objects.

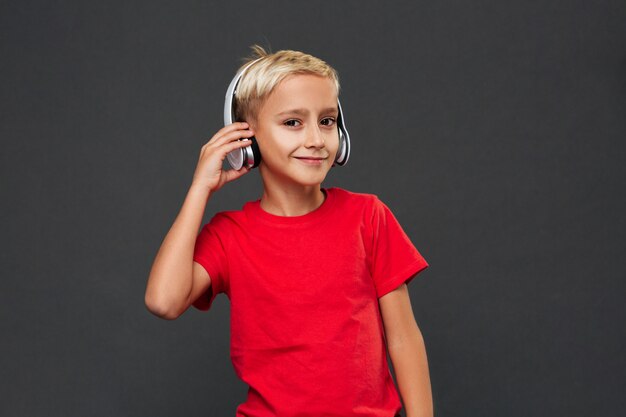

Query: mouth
[293,156,328,165]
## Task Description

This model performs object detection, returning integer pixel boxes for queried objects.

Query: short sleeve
[368,198,429,298]
[192,215,229,311]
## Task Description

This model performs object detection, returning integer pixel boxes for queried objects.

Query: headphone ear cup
[334,98,350,166]
[250,136,262,168]
[333,127,348,166]
[334,129,346,166]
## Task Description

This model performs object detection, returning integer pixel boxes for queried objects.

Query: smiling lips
[294,156,327,165]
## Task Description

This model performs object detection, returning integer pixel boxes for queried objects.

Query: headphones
[223,57,351,170]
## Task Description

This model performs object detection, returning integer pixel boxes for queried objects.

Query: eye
[320,117,336,126]
[284,119,301,127]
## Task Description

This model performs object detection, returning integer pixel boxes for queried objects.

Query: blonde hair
[233,44,341,122]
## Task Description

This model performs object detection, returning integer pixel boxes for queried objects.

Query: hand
[191,122,255,192]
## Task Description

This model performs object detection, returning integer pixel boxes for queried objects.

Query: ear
[241,111,255,129]
[247,117,260,141]
[248,121,258,131]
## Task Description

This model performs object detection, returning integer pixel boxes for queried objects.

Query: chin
[303,167,333,184]
[289,172,326,187]
[261,161,332,187]
[284,170,329,187]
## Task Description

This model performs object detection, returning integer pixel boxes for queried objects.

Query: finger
[212,128,255,147]
[214,122,250,138]
[203,128,253,151]
[205,122,250,145]
[199,133,253,164]
[222,165,251,183]
[220,136,254,155]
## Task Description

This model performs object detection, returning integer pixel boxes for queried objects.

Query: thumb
[223,166,250,183]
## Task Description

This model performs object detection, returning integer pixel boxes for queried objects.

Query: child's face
[252,74,340,189]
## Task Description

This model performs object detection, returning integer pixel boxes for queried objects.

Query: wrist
[189,178,212,191]
[188,182,213,199]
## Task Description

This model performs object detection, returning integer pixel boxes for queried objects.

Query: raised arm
[144,122,254,319]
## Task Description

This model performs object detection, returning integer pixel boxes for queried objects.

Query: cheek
[257,129,293,157]
[327,131,340,148]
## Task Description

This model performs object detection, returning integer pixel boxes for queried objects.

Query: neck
[259,179,326,217]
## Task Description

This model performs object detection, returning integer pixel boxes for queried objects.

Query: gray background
[1,1,624,416]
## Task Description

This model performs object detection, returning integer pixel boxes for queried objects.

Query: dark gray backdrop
[1,1,624,416]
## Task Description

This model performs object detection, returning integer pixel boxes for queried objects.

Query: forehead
[261,74,338,114]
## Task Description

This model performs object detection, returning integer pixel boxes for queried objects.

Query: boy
[145,45,433,417]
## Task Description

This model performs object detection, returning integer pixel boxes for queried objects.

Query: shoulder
[208,209,242,225]
[327,187,386,217]
[327,186,382,207]
[202,201,254,233]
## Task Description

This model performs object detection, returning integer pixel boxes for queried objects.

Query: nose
[304,125,325,149]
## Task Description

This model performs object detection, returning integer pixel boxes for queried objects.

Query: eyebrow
[275,107,338,117]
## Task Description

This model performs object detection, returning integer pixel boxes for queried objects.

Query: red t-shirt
[192,187,429,417]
